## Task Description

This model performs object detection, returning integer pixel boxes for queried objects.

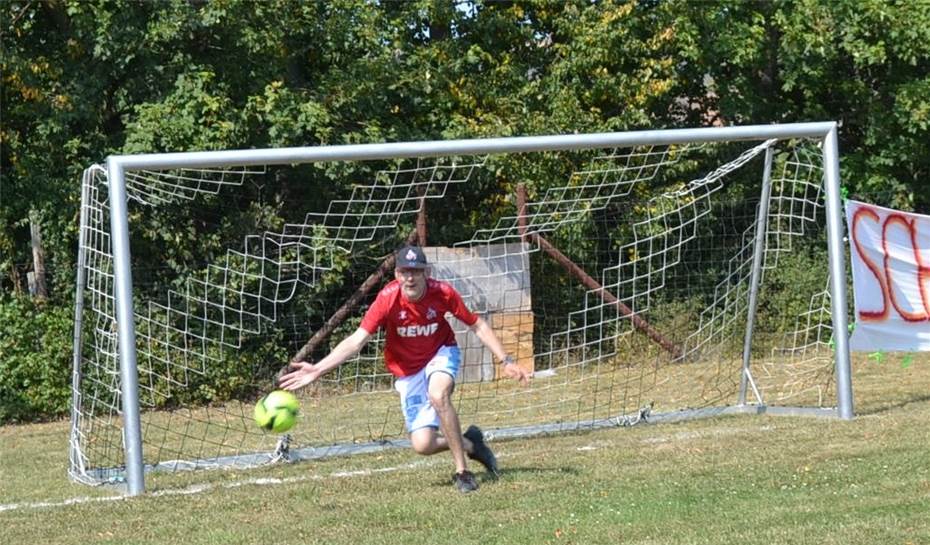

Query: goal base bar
[72,403,840,487]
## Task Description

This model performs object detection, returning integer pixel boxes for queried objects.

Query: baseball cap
[395,245,428,269]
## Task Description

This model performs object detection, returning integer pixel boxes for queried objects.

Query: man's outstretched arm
[469,317,531,386]
[279,327,372,390]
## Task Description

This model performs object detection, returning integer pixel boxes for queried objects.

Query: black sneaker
[453,470,479,493]
[464,425,499,476]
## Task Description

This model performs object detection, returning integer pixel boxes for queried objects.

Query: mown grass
[2,353,929,545]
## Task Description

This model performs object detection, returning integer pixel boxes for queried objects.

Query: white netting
[70,137,839,486]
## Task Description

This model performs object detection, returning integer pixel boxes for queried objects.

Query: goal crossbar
[108,123,837,171]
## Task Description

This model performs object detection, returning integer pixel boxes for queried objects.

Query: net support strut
[516,184,682,358]
[738,145,775,406]
[69,168,95,480]
[416,185,428,245]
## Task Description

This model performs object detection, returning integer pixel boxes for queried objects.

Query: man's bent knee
[427,373,455,412]
[428,391,453,414]
[410,428,438,455]
[411,442,433,455]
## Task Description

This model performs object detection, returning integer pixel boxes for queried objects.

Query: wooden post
[416,185,428,246]
[29,210,48,301]
[516,184,681,358]
[516,182,528,236]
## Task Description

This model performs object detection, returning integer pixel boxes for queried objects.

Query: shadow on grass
[856,393,930,416]
[495,466,581,478]
[428,465,580,488]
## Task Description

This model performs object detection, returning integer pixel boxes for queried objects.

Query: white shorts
[393,345,461,432]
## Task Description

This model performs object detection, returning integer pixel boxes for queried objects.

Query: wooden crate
[455,311,536,383]
[426,243,535,382]
[491,311,535,379]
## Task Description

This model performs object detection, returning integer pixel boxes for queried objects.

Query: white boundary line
[0,459,436,513]
[3,420,794,513]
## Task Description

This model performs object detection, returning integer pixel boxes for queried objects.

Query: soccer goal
[70,123,853,495]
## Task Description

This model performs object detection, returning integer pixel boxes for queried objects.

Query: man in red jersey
[279,245,530,493]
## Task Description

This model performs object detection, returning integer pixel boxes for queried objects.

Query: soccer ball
[254,390,299,433]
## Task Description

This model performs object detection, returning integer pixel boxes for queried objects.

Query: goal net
[69,125,852,490]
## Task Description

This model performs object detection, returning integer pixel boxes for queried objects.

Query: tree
[674,0,930,210]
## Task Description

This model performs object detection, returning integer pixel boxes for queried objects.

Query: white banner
[846,200,930,351]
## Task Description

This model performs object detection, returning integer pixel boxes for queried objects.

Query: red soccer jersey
[360,278,478,377]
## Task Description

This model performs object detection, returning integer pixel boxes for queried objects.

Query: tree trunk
[29,210,48,301]
[11,264,24,295]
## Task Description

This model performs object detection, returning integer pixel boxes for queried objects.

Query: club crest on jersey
[398,310,408,320]
[396,322,439,338]
[426,307,437,320]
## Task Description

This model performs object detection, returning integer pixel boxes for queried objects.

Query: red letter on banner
[883,214,929,322]
[912,217,930,320]
[852,207,889,321]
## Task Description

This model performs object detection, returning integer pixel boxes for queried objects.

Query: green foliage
[755,242,830,344]
[679,0,930,212]
[4,0,928,291]
[0,296,73,423]
[144,333,289,409]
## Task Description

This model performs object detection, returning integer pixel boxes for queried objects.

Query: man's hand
[501,360,531,386]
[277,361,322,391]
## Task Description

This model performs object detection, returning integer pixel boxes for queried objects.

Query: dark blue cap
[395,245,428,268]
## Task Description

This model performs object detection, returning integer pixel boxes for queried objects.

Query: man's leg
[409,427,474,455]
[398,365,474,459]
[425,371,469,473]
[405,373,478,493]
[400,348,481,492]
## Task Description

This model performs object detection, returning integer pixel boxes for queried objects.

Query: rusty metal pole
[416,186,428,246]
[516,183,528,237]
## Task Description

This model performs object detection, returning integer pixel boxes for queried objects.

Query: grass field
[2,354,929,545]
[67,347,841,481]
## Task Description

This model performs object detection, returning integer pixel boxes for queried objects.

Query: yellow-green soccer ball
[254,390,299,433]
